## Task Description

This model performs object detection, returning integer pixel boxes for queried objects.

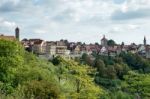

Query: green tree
[94,59,106,77]
[114,63,129,79]
[122,71,150,98]
[101,91,134,99]
[106,65,117,79]
[120,52,150,73]
[107,39,116,46]
[52,57,103,98]
[51,56,61,65]
[23,80,61,99]
[0,40,24,94]
[0,40,62,98]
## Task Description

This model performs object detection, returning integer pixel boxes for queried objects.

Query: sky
[0,0,150,44]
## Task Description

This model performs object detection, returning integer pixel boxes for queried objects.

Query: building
[27,39,46,54]
[73,45,81,54]
[101,35,108,47]
[15,27,20,41]
[100,46,108,56]
[55,41,68,55]
[0,34,16,41]
[128,43,138,54]
[144,36,146,46]
[20,33,150,60]
[46,40,69,57]
[137,37,147,57]
[46,41,56,55]
[146,46,150,58]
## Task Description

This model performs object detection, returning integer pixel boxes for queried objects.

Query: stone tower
[15,27,19,41]
[101,35,108,47]
[144,36,146,46]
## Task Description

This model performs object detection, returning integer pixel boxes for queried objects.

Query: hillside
[0,40,103,99]
[80,52,150,99]
[0,40,150,99]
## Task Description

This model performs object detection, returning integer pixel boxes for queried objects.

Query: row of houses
[1,27,149,59]
[0,35,150,59]
[99,35,150,58]
[21,36,150,59]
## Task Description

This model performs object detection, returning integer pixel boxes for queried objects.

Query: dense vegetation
[0,40,103,99]
[1,39,150,99]
[81,52,150,99]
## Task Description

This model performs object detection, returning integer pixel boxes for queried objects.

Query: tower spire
[103,35,105,39]
[144,36,146,46]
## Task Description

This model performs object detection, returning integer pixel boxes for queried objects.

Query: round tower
[15,27,20,41]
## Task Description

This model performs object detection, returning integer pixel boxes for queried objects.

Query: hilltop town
[1,27,150,59]
[1,27,150,99]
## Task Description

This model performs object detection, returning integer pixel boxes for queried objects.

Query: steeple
[101,35,106,40]
[15,27,20,41]
[144,36,146,46]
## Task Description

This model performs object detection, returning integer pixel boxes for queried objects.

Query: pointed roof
[101,35,107,41]
[144,36,146,41]
[15,27,19,31]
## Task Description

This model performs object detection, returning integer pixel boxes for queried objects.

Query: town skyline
[0,0,150,44]
[0,27,148,45]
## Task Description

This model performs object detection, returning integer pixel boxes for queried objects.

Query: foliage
[51,56,60,65]
[0,40,104,99]
[1,39,150,99]
[101,91,134,99]
[120,52,150,73]
[90,51,150,98]
[81,53,93,66]
[0,40,61,98]
[107,39,116,46]
[23,80,61,99]
[122,71,150,98]
[52,56,104,98]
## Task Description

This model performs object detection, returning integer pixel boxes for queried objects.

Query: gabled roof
[29,39,41,42]
[28,39,44,45]
[22,38,28,41]
[34,40,44,45]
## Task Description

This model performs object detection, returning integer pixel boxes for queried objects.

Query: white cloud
[0,18,16,28]
[3,21,16,28]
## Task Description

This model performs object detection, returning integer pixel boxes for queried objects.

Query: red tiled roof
[34,40,43,45]
[29,39,41,42]
[28,39,44,45]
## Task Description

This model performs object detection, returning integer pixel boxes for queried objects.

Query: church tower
[15,27,20,41]
[144,36,146,46]
[101,35,108,47]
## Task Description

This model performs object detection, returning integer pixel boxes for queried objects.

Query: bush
[23,80,61,99]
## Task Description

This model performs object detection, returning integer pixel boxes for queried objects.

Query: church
[0,27,20,41]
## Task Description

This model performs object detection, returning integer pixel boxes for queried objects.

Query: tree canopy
[107,39,116,46]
